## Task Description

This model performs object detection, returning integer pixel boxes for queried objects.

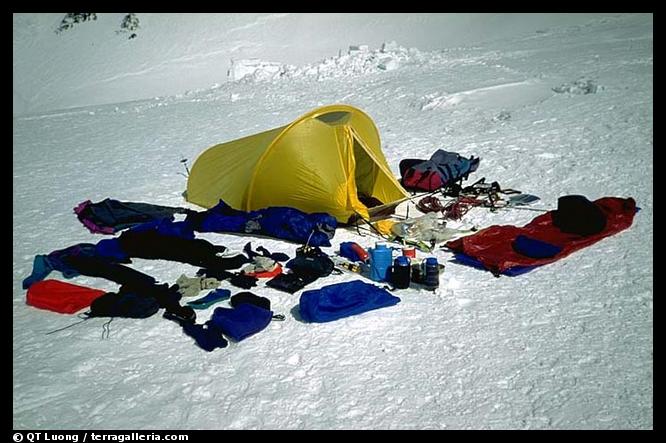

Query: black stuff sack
[88,291,160,319]
[286,246,334,279]
[552,195,607,236]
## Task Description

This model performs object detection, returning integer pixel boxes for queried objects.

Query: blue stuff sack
[299,280,400,323]
[210,303,272,341]
[512,235,562,259]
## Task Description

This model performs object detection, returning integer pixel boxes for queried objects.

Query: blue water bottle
[422,257,440,290]
[369,242,392,282]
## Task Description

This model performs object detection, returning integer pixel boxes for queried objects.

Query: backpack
[400,150,480,192]
[286,246,334,279]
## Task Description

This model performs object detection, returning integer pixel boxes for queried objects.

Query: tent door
[352,136,381,208]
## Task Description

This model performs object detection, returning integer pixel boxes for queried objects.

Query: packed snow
[13,13,652,430]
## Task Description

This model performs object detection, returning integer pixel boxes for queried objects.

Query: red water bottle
[350,243,369,262]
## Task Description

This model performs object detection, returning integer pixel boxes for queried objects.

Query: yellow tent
[185,104,410,223]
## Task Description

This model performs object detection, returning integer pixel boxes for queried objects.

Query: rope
[44,316,90,335]
[415,195,485,220]
[102,318,114,339]
[416,196,448,213]
[442,197,485,220]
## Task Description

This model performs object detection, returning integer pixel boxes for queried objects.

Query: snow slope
[13,13,652,429]
[13,13,621,116]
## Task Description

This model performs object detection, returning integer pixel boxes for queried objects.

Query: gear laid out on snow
[511,235,563,259]
[184,291,285,349]
[21,102,642,354]
[440,196,486,220]
[286,245,336,278]
[265,272,315,294]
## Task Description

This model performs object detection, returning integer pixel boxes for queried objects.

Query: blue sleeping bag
[299,281,401,323]
[187,200,337,247]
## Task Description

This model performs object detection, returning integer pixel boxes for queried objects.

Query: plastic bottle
[411,259,422,284]
[349,243,369,262]
[402,247,416,258]
[422,257,440,290]
[391,256,411,289]
[340,242,369,262]
[369,242,393,282]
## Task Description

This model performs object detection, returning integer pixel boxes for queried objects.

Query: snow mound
[228,59,288,82]
[227,41,425,83]
[419,79,553,112]
[552,78,602,95]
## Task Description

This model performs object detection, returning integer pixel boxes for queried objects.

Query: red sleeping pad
[26,279,106,314]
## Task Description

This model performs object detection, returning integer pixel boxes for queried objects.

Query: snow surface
[13,13,652,430]
[14,12,622,116]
